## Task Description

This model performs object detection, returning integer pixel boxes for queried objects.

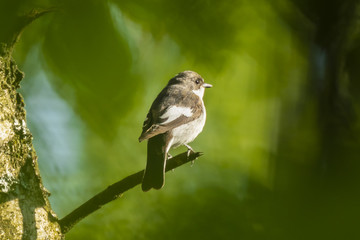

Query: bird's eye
[195,79,200,84]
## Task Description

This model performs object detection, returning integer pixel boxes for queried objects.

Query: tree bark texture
[0,52,63,239]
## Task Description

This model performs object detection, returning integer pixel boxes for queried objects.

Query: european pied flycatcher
[139,71,212,191]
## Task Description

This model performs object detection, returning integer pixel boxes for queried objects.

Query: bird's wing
[139,87,203,142]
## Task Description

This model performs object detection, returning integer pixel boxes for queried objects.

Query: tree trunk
[0,45,63,239]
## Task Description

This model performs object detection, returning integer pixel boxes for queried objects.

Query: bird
[139,70,212,192]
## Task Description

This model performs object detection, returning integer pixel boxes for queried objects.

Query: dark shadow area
[141,177,360,240]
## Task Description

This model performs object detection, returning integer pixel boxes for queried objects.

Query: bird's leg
[184,144,196,166]
[184,144,194,156]
[166,153,174,171]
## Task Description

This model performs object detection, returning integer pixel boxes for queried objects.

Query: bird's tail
[142,134,167,192]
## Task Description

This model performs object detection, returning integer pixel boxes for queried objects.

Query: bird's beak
[202,83,213,88]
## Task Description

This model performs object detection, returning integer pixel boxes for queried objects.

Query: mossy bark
[0,50,63,239]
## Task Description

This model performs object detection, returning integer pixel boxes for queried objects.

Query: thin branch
[1,7,58,56]
[13,8,58,44]
[59,151,203,234]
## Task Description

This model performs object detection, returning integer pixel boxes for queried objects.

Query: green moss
[1,55,63,239]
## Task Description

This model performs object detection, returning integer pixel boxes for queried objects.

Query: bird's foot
[184,144,195,158]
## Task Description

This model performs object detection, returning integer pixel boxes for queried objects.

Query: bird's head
[168,71,212,98]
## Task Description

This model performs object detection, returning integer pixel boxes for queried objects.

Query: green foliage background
[3,0,360,239]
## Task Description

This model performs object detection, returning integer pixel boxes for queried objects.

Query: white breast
[170,102,206,149]
[192,87,205,99]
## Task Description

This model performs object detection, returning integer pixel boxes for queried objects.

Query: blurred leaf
[113,0,243,70]
[42,0,139,138]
